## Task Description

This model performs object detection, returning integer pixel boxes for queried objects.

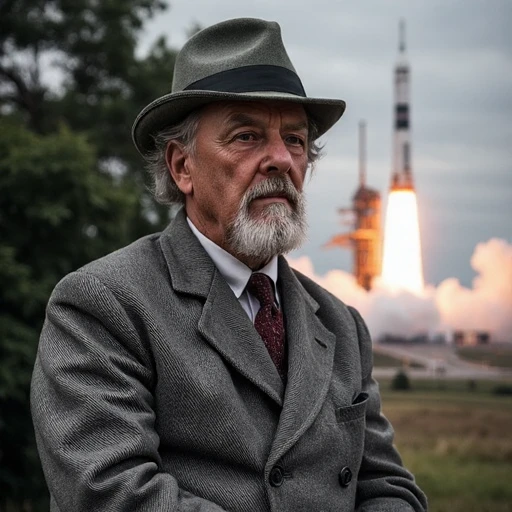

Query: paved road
[372,343,512,380]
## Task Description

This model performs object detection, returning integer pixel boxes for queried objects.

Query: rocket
[391,20,414,191]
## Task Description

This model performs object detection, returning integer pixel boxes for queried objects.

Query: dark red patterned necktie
[247,273,286,380]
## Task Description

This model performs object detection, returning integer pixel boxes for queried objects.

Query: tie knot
[247,273,275,308]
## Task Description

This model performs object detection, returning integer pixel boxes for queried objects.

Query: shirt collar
[186,217,279,299]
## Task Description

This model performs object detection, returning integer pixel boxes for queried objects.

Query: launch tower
[325,122,382,291]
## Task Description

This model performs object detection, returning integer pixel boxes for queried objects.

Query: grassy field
[373,350,425,369]
[379,378,512,512]
[457,344,512,369]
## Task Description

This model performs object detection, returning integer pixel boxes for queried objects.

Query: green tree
[0,0,176,229]
[0,1,179,509]
[0,117,144,510]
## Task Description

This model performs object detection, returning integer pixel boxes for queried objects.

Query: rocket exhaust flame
[381,190,424,293]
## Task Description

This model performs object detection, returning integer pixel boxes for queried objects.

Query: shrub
[492,385,512,396]
[391,370,411,391]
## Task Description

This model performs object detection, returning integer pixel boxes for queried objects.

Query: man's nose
[261,135,294,175]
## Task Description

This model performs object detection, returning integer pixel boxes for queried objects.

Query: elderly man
[31,18,427,512]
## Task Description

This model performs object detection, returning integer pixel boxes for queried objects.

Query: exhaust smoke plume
[288,238,512,342]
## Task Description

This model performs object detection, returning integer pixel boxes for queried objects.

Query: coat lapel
[267,257,337,467]
[198,270,284,405]
[159,209,284,405]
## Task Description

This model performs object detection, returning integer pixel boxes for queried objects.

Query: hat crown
[172,18,297,93]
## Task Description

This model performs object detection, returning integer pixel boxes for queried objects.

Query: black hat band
[184,65,307,96]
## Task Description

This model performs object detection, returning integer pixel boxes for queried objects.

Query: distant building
[379,333,429,345]
[453,330,490,346]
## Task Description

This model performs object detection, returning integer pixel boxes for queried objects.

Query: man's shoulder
[81,231,165,280]
[291,267,345,307]
[289,266,372,369]
[289,265,362,327]
[52,231,169,302]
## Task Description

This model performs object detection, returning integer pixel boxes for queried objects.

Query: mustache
[244,177,301,207]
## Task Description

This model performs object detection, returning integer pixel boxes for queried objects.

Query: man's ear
[165,141,193,196]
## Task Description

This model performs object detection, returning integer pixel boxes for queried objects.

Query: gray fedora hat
[132,17,346,155]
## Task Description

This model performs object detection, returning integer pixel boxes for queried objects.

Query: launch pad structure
[325,121,382,291]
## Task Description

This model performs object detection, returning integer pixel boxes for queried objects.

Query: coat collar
[159,208,215,299]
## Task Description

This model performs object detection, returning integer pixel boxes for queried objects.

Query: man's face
[175,101,310,268]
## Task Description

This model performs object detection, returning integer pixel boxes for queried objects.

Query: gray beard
[226,176,308,264]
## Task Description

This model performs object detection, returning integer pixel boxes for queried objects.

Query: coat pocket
[335,392,369,423]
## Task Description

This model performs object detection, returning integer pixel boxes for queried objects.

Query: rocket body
[391,23,413,190]
[382,20,425,292]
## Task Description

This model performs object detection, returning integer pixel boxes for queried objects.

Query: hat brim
[132,90,346,156]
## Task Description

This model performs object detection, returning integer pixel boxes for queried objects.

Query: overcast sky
[139,0,512,288]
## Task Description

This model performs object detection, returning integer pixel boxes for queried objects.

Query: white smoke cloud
[435,238,512,341]
[287,238,512,342]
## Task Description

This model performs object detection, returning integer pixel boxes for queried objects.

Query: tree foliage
[0,0,175,226]
[1,0,166,128]
[0,119,143,508]
[0,1,178,508]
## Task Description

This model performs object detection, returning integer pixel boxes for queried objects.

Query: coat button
[269,465,285,487]
[339,466,352,487]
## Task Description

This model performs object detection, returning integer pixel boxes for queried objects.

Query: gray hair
[144,107,323,206]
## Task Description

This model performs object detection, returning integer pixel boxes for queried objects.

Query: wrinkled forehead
[199,100,309,130]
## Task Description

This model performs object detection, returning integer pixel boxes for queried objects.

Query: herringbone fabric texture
[247,273,286,379]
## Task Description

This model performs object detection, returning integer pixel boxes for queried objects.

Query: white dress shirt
[187,218,280,323]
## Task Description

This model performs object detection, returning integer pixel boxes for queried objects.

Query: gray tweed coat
[31,209,427,512]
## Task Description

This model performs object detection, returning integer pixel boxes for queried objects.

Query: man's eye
[286,135,305,146]
[235,132,256,142]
